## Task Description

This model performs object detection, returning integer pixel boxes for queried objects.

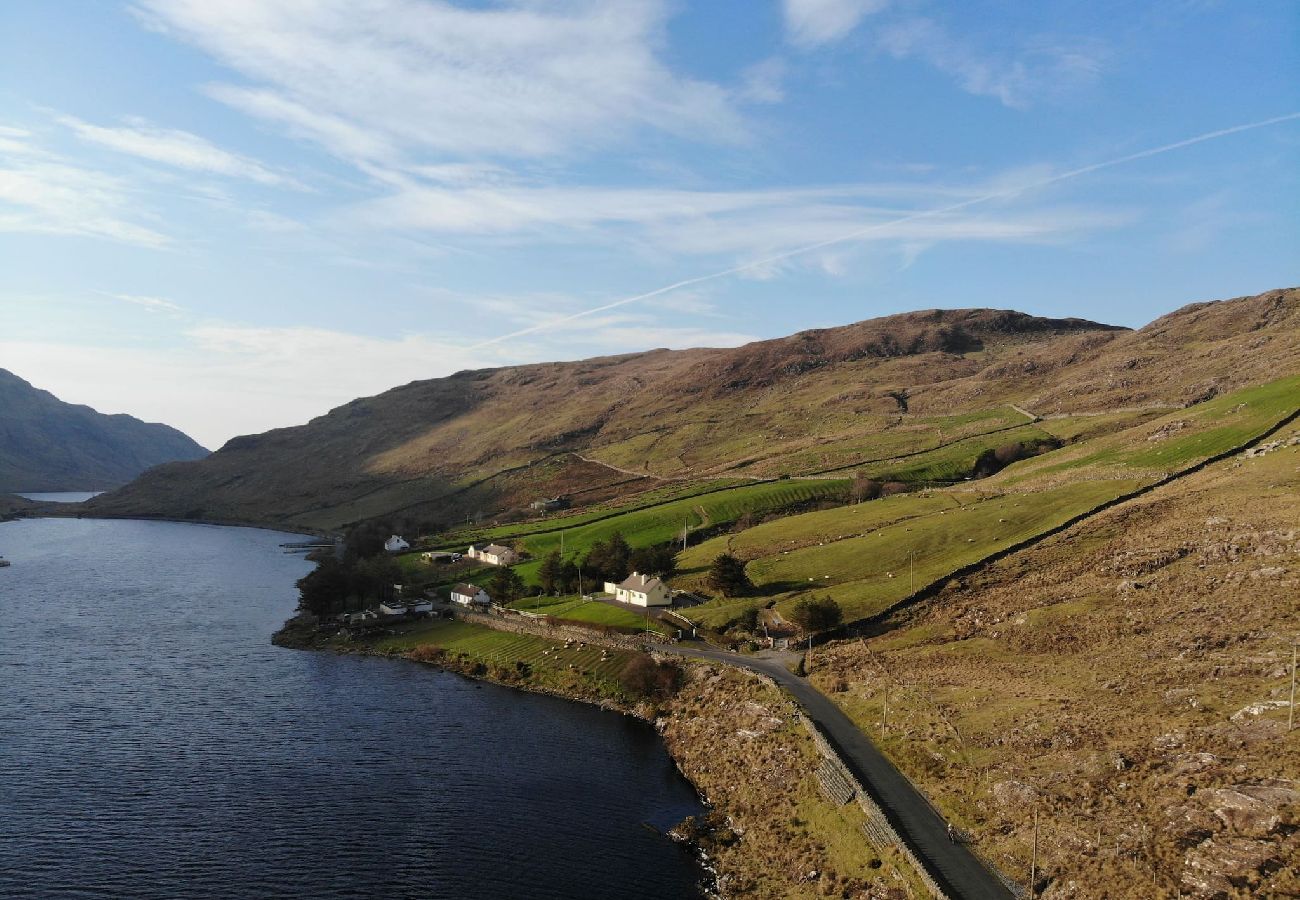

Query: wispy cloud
[133,0,746,168]
[344,176,1124,266]
[58,114,294,187]
[877,18,1105,108]
[0,131,171,247]
[99,291,185,314]
[470,113,1300,348]
[784,0,889,47]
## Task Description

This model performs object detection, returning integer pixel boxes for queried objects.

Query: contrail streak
[469,113,1300,350]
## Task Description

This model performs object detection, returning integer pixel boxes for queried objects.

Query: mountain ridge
[0,369,209,492]
[85,289,1298,531]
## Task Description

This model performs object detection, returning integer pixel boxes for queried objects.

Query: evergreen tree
[630,543,678,578]
[488,567,525,604]
[707,553,753,597]
[606,531,632,581]
[559,559,579,593]
[296,557,350,617]
[538,550,563,595]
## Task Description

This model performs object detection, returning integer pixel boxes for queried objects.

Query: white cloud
[133,0,746,168]
[343,176,1127,267]
[784,0,889,47]
[100,292,185,314]
[878,18,1104,108]
[0,143,171,247]
[58,115,293,187]
[740,57,787,103]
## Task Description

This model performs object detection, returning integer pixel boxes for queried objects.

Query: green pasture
[682,478,1143,628]
[371,618,635,682]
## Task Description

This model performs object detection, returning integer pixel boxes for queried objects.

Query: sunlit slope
[88,289,1297,531]
[677,373,1300,628]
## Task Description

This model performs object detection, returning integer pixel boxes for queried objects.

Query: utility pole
[882,681,889,734]
[906,549,918,594]
[1030,807,1039,900]
[681,517,688,553]
[1289,642,1297,731]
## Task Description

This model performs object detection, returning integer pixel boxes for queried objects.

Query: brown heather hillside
[809,419,1300,898]
[86,289,1299,532]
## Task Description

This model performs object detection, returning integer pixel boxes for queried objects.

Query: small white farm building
[451,583,491,608]
[384,535,410,553]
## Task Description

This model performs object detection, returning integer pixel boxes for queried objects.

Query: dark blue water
[0,518,706,899]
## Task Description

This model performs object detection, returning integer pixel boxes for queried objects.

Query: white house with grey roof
[466,543,519,566]
[450,583,491,607]
[613,572,670,607]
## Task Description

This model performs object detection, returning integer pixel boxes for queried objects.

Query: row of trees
[296,553,404,618]
[534,532,679,596]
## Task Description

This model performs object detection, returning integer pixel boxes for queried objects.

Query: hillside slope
[87,289,1298,531]
[809,416,1300,897]
[0,369,208,492]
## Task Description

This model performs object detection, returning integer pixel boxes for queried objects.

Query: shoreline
[14,509,332,539]
[272,613,725,898]
[273,612,935,898]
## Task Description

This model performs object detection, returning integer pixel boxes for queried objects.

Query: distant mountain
[0,369,208,492]
[88,289,1298,532]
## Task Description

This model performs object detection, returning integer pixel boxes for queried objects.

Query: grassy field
[1002,374,1300,483]
[441,477,752,546]
[487,477,849,584]
[676,376,1300,630]
[369,618,636,692]
[681,478,1145,628]
[506,594,672,634]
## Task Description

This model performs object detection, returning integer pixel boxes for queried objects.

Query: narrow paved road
[657,644,1015,900]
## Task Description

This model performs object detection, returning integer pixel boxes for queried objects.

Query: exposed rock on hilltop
[0,369,208,493]
[87,289,1298,531]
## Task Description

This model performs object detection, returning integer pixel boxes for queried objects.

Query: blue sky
[1,0,1296,448]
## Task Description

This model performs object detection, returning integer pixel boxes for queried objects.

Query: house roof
[482,543,514,556]
[452,583,485,596]
[617,572,664,593]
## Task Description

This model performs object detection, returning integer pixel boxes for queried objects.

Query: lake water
[15,491,103,503]
[0,518,706,899]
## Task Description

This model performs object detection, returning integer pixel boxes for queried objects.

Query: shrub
[618,653,685,700]
[409,644,446,663]
[789,595,843,633]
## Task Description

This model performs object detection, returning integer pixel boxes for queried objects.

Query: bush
[409,644,445,663]
[618,653,684,700]
[789,595,843,633]
[708,553,754,597]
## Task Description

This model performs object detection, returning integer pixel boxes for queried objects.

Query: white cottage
[450,583,491,608]
[384,535,410,553]
[379,601,408,616]
[466,543,519,566]
[613,572,670,607]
